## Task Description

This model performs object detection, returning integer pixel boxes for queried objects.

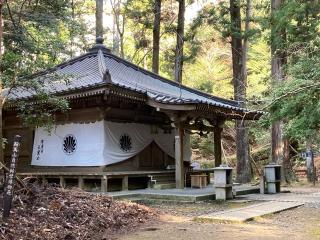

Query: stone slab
[237,192,320,204]
[196,201,303,223]
[108,185,260,202]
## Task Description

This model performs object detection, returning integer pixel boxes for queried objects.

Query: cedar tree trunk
[271,0,292,182]
[96,0,103,38]
[174,0,185,83]
[230,0,251,183]
[0,0,3,164]
[152,0,161,74]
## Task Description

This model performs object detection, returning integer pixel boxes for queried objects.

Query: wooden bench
[186,168,214,187]
[190,174,208,188]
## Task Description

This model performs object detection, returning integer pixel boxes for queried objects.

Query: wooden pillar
[175,127,184,189]
[122,176,129,191]
[101,175,108,193]
[214,127,222,167]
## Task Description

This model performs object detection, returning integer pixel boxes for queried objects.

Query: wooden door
[152,142,164,168]
[138,144,152,169]
[138,141,165,170]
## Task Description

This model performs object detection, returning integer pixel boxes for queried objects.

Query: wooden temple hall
[3,38,262,192]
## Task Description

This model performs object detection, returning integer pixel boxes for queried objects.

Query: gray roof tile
[4,45,263,116]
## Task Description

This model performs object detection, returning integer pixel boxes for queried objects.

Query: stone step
[195,201,304,223]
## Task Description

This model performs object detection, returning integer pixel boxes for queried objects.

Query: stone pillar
[214,127,222,167]
[264,164,281,194]
[175,127,184,189]
[214,166,233,200]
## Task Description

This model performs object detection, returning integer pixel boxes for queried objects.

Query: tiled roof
[5,41,263,118]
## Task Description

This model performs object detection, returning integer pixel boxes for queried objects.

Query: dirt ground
[117,186,320,240]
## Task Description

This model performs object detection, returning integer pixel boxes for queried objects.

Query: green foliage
[184,0,270,102]
[1,0,87,82]
[0,0,89,129]
[267,0,320,144]
[191,133,214,157]
[125,0,153,53]
[269,49,320,142]
[198,160,215,169]
[270,0,320,54]
[246,37,270,99]
[17,95,70,132]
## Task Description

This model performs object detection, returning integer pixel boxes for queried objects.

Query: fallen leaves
[0,185,157,239]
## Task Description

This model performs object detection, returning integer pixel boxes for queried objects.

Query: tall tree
[112,0,121,55]
[96,0,104,38]
[152,0,161,74]
[270,0,287,170]
[230,0,251,183]
[242,0,251,85]
[0,0,3,58]
[269,0,320,182]
[0,0,3,164]
[174,0,185,83]
[111,0,126,58]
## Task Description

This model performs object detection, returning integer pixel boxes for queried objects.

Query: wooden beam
[147,99,196,111]
[175,127,184,189]
[181,123,215,132]
[98,106,111,119]
[214,127,223,167]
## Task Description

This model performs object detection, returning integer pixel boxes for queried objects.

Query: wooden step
[153,179,175,183]
[152,183,176,190]
[150,174,175,179]
[149,173,176,190]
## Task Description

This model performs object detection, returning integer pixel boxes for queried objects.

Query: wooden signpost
[3,135,21,219]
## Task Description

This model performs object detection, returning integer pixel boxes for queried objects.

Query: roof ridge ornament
[97,49,112,82]
[88,37,111,53]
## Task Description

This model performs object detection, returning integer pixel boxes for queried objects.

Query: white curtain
[103,122,154,165]
[31,121,191,166]
[32,121,105,166]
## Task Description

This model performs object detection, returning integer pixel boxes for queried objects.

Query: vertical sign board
[3,135,21,219]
